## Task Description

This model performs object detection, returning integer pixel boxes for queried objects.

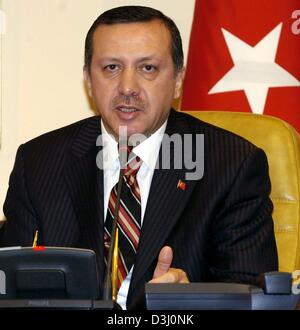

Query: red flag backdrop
[181,0,300,131]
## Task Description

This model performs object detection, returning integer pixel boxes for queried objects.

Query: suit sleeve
[208,147,278,284]
[0,145,37,247]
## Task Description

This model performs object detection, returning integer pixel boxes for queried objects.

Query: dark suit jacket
[0,110,278,309]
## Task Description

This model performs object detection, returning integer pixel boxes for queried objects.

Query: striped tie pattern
[104,153,142,289]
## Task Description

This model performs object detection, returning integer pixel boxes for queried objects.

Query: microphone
[102,141,130,301]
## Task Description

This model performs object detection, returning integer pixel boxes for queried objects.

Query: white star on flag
[208,23,300,114]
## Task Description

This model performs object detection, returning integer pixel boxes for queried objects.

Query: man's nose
[118,69,140,97]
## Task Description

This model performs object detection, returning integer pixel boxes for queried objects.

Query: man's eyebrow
[137,56,161,62]
[98,57,122,62]
[96,55,162,63]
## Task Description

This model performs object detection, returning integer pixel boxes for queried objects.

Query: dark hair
[84,6,184,73]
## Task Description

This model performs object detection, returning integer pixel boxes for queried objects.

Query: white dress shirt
[101,120,167,309]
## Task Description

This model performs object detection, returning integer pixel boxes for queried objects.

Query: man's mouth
[116,106,141,113]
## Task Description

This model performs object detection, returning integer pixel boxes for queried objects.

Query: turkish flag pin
[177,179,186,191]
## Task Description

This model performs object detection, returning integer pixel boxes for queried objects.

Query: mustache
[112,95,147,110]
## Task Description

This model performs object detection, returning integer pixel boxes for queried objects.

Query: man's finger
[152,246,173,279]
[149,268,189,284]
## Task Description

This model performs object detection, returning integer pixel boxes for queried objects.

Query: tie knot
[123,154,142,178]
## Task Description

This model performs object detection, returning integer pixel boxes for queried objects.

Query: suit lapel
[63,117,106,285]
[129,110,200,300]
[63,111,203,302]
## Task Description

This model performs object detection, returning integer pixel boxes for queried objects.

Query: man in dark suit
[0,6,278,309]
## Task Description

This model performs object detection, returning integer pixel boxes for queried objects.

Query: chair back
[185,111,300,272]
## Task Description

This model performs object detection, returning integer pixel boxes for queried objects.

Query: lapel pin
[177,179,186,191]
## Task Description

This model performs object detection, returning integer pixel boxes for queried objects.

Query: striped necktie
[104,152,142,289]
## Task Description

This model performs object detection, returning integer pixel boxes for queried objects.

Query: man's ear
[174,67,185,99]
[83,67,92,98]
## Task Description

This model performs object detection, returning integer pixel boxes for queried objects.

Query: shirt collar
[101,121,118,171]
[101,119,167,170]
[133,121,167,170]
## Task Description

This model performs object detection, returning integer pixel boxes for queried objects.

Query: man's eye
[142,65,156,73]
[104,64,119,71]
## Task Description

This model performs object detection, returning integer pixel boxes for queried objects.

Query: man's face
[84,20,184,139]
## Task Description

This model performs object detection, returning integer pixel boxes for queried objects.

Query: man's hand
[148,246,189,283]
